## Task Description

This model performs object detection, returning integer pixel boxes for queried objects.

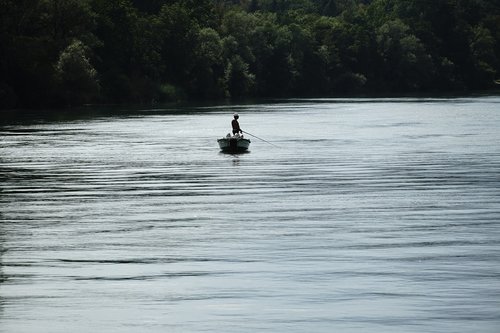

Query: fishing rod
[242,131,278,147]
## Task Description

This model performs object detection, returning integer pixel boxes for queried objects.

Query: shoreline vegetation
[1,0,499,110]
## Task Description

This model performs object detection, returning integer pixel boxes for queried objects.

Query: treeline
[1,0,499,108]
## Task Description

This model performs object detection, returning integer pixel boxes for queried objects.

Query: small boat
[217,134,251,152]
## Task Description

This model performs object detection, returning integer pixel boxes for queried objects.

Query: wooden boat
[217,134,251,152]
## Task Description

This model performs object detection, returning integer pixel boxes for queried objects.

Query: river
[1,97,499,332]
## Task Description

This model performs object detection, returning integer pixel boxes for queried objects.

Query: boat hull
[217,137,251,152]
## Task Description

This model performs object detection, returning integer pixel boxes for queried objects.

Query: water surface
[1,97,500,332]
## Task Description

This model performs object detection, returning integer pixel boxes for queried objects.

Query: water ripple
[1,98,500,332]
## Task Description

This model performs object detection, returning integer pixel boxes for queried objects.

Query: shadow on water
[0,98,279,128]
[219,150,251,166]
[3,96,499,127]
[0,102,225,127]
[218,150,251,156]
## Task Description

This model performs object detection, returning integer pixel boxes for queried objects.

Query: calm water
[1,97,499,332]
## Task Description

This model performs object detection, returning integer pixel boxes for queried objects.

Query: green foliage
[191,28,226,98]
[376,19,434,90]
[0,0,96,107]
[158,83,185,102]
[1,0,499,108]
[55,39,99,105]
[470,24,498,87]
[225,54,256,97]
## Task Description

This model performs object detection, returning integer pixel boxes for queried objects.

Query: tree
[91,0,153,102]
[1,0,499,109]
[191,28,227,98]
[249,13,294,95]
[39,0,96,48]
[0,0,96,108]
[55,39,99,105]
[224,54,256,97]
[470,24,497,87]
[155,3,200,95]
[288,21,330,95]
[376,19,434,91]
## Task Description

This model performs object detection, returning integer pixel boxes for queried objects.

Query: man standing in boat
[232,113,243,135]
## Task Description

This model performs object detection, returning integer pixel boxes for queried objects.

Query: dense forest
[1,0,499,108]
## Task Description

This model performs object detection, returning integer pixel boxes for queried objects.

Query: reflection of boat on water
[217,134,251,152]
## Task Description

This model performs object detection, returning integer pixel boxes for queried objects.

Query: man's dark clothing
[232,119,241,135]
